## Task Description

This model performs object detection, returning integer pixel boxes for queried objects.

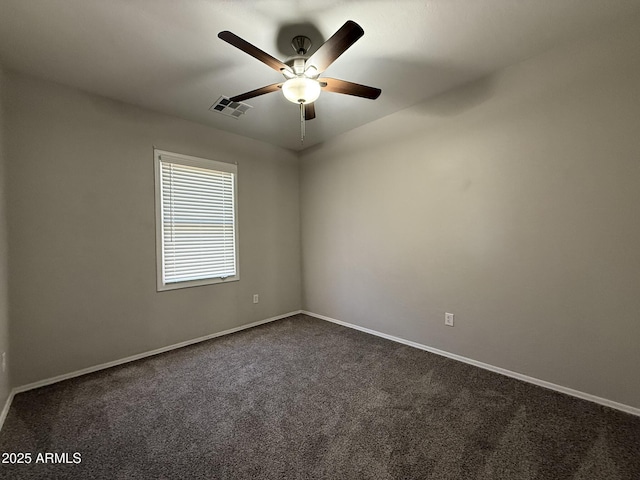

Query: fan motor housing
[284,56,307,75]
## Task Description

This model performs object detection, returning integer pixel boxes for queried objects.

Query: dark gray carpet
[1,314,639,479]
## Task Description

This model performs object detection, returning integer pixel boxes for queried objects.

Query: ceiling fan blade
[319,78,381,99]
[304,103,316,120]
[229,83,283,102]
[305,21,364,74]
[218,31,292,74]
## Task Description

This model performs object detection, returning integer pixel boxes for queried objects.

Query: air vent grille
[209,96,252,119]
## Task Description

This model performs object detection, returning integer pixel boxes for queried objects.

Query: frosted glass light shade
[282,77,321,104]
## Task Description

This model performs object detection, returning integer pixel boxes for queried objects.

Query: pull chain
[300,101,305,144]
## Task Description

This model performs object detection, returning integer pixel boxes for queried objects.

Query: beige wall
[0,67,10,408]
[301,18,640,408]
[5,73,301,386]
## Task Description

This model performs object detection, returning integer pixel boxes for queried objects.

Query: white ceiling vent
[209,96,252,119]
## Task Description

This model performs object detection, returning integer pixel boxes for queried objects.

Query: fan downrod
[291,36,312,55]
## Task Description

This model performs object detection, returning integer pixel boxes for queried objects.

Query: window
[154,149,238,291]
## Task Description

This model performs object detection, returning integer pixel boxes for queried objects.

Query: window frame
[154,149,239,291]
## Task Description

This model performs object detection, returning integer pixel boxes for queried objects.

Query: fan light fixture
[218,21,382,143]
[282,77,321,104]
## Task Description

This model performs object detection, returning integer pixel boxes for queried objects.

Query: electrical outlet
[253,294,259,304]
[445,313,454,327]
[1,352,5,373]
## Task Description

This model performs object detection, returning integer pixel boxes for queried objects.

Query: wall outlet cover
[445,313,454,327]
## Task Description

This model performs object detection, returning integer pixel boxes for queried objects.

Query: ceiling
[1,1,640,151]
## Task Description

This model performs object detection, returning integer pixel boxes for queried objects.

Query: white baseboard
[301,310,640,417]
[0,390,14,432]
[0,310,302,431]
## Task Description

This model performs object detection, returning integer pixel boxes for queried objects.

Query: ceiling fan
[218,20,381,142]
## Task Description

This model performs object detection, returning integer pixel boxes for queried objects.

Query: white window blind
[154,150,238,290]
